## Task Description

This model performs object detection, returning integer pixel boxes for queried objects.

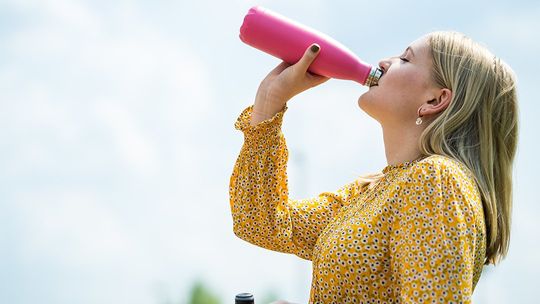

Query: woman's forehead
[407,36,431,60]
[409,36,429,52]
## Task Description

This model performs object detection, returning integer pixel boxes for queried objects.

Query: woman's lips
[370,80,381,88]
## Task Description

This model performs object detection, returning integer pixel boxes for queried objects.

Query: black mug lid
[235,292,254,303]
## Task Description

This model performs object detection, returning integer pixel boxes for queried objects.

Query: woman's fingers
[268,61,291,76]
[306,71,330,87]
[270,43,320,77]
[257,43,328,105]
[295,43,321,74]
[294,43,329,88]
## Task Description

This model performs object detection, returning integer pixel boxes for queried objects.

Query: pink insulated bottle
[239,6,383,86]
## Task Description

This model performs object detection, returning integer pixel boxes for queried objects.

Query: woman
[229,31,518,303]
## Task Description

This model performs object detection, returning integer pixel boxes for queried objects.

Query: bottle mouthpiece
[365,67,383,87]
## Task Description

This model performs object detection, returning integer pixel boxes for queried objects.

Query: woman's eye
[400,57,409,62]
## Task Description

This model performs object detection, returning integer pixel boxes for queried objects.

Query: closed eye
[400,57,410,62]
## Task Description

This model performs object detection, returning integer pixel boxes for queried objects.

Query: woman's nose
[378,58,391,72]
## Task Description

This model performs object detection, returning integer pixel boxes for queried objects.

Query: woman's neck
[382,124,424,166]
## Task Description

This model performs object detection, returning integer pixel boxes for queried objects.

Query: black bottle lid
[235,292,254,304]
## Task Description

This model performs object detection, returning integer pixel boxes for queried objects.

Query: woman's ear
[421,88,452,116]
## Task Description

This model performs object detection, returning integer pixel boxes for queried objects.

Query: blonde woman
[229,31,518,303]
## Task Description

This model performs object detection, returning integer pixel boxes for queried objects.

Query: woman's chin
[357,93,370,110]
[357,96,364,111]
[357,95,380,120]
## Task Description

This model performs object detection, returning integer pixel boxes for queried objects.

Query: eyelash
[400,57,409,62]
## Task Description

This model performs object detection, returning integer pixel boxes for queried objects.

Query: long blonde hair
[422,31,518,265]
[358,31,518,265]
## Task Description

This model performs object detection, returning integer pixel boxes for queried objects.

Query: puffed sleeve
[229,105,364,260]
[390,158,483,303]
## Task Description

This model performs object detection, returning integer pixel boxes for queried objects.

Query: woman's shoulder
[400,154,482,208]
[407,154,477,185]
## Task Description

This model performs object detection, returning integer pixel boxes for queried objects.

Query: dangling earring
[416,108,423,125]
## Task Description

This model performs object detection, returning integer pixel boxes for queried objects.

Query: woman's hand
[250,43,330,126]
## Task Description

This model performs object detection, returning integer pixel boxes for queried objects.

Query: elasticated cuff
[234,105,288,147]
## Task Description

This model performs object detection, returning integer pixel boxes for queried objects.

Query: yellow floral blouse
[229,105,486,303]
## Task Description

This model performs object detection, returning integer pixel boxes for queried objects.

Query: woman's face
[358,36,438,127]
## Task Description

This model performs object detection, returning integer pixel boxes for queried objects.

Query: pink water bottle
[239,6,383,86]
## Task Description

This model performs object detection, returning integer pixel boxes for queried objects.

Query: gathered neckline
[382,155,429,174]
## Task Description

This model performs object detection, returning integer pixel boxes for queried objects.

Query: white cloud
[13,190,137,266]
[2,0,99,30]
[482,5,540,53]
[95,101,160,176]
[0,1,216,302]
[0,0,213,178]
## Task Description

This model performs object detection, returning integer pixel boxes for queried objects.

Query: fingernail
[310,44,320,53]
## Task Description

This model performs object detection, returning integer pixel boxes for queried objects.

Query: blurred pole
[291,149,311,303]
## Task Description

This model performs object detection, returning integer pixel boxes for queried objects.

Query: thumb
[296,43,321,73]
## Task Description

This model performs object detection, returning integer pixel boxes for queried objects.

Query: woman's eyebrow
[406,46,415,57]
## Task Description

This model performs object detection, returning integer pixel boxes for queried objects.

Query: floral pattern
[230,105,486,303]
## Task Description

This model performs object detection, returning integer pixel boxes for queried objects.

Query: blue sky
[1,0,539,303]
